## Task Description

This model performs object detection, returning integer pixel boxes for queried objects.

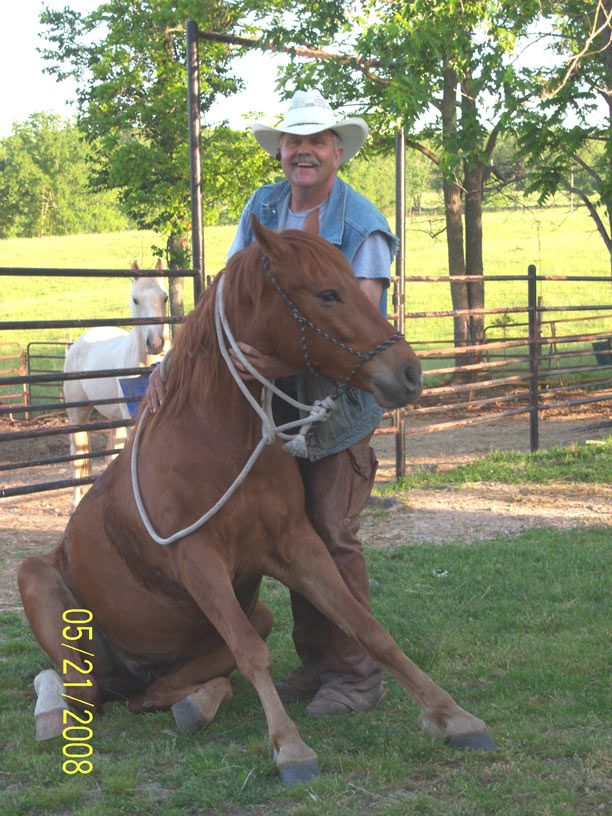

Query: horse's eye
[133,298,139,306]
[317,290,341,304]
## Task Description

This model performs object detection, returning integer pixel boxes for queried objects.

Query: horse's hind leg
[18,553,105,739]
[129,602,273,735]
[69,424,92,510]
[278,526,497,753]
[64,386,93,508]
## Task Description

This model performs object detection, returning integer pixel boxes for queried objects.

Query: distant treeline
[0,111,602,240]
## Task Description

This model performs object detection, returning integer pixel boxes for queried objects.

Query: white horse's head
[130,260,168,355]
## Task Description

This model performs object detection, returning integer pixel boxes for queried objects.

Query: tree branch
[571,152,604,186]
[197,29,388,82]
[404,137,440,166]
[542,0,612,99]
[563,180,612,253]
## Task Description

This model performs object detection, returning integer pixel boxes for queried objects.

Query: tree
[340,144,437,219]
[516,0,612,275]
[0,112,128,238]
[252,1,546,370]
[40,0,278,318]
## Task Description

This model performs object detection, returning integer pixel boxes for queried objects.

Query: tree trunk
[464,161,486,360]
[166,233,188,340]
[441,61,471,373]
[461,64,486,375]
[598,0,612,277]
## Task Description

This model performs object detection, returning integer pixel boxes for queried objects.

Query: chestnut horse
[18,219,496,785]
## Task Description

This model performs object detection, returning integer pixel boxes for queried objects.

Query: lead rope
[131,273,336,546]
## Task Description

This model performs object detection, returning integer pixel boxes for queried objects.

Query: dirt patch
[0,404,610,612]
[361,481,611,549]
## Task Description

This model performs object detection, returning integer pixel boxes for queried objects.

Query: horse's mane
[147,229,352,428]
[147,242,265,427]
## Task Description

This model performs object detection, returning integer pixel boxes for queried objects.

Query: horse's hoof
[448,730,498,752]
[35,708,65,741]
[172,696,207,735]
[278,758,320,785]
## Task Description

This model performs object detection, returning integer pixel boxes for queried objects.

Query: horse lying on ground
[19,218,496,785]
[63,261,168,508]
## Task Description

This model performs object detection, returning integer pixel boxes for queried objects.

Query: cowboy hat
[251,90,368,165]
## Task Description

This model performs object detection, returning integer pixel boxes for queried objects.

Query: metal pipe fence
[0,265,196,498]
[1,263,609,498]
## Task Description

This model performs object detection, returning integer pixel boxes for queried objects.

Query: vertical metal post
[528,263,539,452]
[186,20,204,303]
[394,130,406,479]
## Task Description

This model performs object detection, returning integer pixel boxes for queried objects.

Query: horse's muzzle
[147,334,165,355]
[370,361,423,408]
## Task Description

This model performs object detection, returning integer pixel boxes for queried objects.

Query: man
[147,90,399,718]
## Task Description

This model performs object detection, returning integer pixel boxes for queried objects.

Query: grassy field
[0,205,609,409]
[0,206,610,351]
[380,437,612,491]
[0,442,610,815]
[1,544,609,812]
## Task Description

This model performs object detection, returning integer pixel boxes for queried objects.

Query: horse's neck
[123,325,147,366]
[191,353,265,442]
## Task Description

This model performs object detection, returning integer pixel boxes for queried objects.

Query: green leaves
[38,0,277,242]
[0,113,129,238]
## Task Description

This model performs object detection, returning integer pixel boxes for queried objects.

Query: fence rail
[0,263,610,499]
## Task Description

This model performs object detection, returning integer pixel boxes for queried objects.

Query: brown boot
[305,679,387,718]
[275,664,321,703]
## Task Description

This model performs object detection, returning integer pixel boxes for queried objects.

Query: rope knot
[282,395,336,459]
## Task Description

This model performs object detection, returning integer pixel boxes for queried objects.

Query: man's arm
[358,278,385,310]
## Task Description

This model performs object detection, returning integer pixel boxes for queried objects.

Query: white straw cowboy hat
[252,90,369,165]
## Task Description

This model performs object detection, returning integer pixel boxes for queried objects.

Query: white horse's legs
[69,428,91,510]
[107,424,128,460]
[34,669,68,741]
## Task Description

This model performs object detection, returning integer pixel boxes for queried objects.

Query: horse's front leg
[275,525,497,753]
[174,545,320,785]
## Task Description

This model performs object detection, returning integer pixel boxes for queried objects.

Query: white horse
[63,261,169,508]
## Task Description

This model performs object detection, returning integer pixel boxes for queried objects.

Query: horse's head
[130,261,168,356]
[244,217,422,409]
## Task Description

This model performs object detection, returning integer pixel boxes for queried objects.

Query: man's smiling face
[278,130,344,197]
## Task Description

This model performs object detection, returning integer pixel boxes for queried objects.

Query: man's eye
[317,290,341,304]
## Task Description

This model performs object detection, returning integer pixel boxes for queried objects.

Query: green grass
[378,437,612,491]
[1,526,609,815]
[0,227,236,348]
[0,206,609,349]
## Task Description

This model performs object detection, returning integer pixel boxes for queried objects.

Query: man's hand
[230,342,299,382]
[144,365,166,413]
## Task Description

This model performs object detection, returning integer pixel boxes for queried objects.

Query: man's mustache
[291,154,321,168]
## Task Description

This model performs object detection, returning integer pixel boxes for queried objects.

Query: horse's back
[64,327,130,372]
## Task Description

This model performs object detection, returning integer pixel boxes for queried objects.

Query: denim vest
[232,177,399,461]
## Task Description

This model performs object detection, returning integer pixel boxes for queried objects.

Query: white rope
[131,273,335,546]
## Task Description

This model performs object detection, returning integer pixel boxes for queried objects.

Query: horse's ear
[155,258,163,271]
[251,214,287,260]
[131,260,140,270]
[303,207,320,236]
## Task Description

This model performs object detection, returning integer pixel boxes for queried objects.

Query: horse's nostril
[405,364,423,394]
